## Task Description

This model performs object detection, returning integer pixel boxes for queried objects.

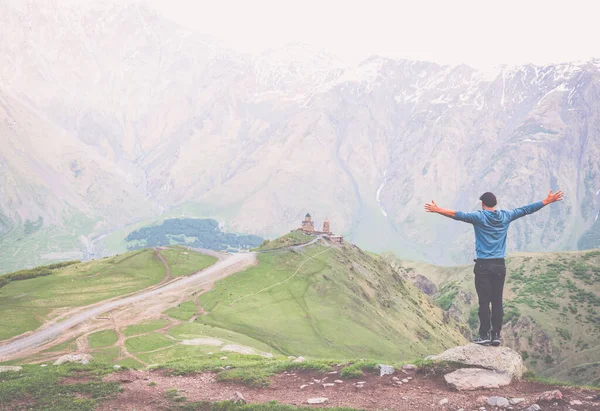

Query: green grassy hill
[14,240,467,369]
[0,247,216,342]
[385,250,600,386]
[191,242,466,360]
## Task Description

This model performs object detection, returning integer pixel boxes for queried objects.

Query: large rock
[53,354,93,365]
[444,368,512,391]
[431,343,525,378]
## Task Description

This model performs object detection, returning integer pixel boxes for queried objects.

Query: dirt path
[112,316,148,367]
[0,252,257,361]
[154,248,172,283]
[101,368,600,411]
[75,334,90,353]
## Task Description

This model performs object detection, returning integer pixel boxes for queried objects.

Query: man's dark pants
[474,258,506,336]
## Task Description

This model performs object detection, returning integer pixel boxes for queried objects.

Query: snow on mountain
[1,0,599,272]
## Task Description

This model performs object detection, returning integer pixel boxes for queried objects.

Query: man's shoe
[473,333,491,345]
[490,331,501,346]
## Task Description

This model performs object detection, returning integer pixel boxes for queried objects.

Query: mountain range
[1,0,600,272]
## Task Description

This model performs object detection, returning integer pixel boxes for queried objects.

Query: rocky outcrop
[53,354,93,365]
[432,343,526,391]
[431,343,525,378]
[444,368,512,391]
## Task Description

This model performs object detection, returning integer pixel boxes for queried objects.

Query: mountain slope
[1,0,600,272]
[386,249,600,386]
[191,241,466,360]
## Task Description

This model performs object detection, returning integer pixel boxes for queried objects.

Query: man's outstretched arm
[508,190,564,222]
[424,200,457,218]
[425,200,481,224]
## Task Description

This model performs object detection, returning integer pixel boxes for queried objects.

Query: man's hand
[425,201,458,218]
[425,200,440,213]
[543,190,564,206]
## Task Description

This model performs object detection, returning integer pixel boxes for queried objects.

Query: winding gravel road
[0,252,256,360]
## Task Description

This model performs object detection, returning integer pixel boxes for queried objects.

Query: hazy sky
[147,0,598,68]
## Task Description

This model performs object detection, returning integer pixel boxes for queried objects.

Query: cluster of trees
[0,260,79,289]
[125,218,263,251]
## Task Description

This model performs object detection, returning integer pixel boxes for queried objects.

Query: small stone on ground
[537,390,562,402]
[487,396,510,408]
[0,366,22,373]
[230,391,246,404]
[307,398,328,404]
[377,364,395,376]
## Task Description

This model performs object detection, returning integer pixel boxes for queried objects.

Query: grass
[523,370,600,390]
[158,353,335,386]
[92,346,121,363]
[0,363,121,410]
[339,361,380,379]
[159,247,217,277]
[0,248,166,341]
[115,357,145,368]
[259,231,314,251]
[435,281,459,311]
[125,332,175,353]
[123,319,171,336]
[165,301,198,321]
[88,330,118,348]
[45,338,78,353]
[194,244,465,361]
[168,323,276,354]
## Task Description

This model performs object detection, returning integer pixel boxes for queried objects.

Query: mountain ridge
[1,0,599,272]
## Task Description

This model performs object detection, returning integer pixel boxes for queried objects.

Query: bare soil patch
[101,369,599,411]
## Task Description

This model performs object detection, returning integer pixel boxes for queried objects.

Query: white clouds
[148,0,598,68]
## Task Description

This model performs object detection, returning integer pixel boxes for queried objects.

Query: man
[424,190,564,346]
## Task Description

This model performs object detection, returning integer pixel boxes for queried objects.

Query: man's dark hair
[480,192,497,208]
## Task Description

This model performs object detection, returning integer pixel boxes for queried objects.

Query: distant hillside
[125,218,263,252]
[385,250,600,386]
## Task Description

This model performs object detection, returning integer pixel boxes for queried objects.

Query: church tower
[322,218,331,234]
[301,213,315,232]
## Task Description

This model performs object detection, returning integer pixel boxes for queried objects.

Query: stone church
[298,213,342,243]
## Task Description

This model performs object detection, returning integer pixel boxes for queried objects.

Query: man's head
[480,192,497,209]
